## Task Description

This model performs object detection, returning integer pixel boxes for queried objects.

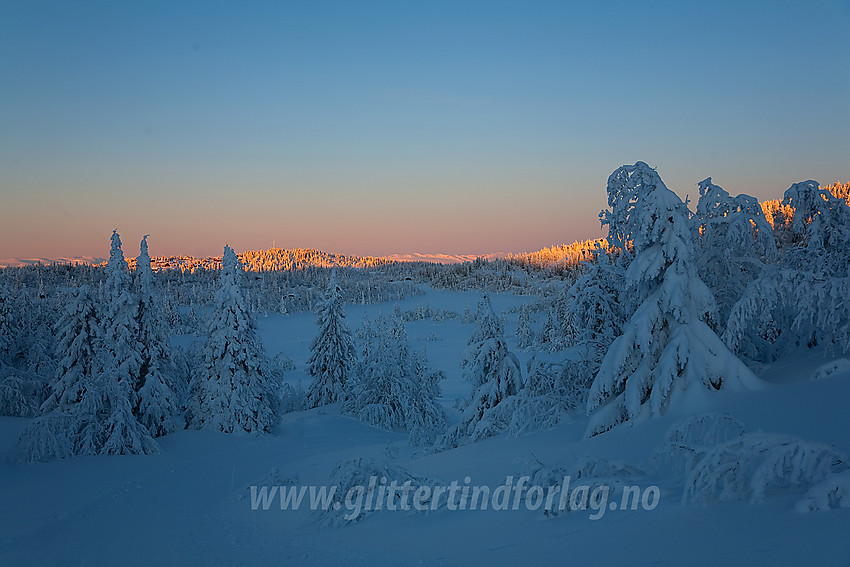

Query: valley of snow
[1,287,848,566]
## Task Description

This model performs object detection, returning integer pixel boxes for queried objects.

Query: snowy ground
[1,287,849,566]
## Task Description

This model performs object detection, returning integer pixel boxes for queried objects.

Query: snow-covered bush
[725,269,850,361]
[0,372,42,417]
[9,412,77,462]
[306,272,357,408]
[725,180,850,362]
[794,471,850,512]
[504,361,568,436]
[278,382,307,414]
[346,315,446,445]
[317,457,445,527]
[586,162,761,437]
[525,455,646,517]
[503,358,591,436]
[682,433,849,506]
[693,178,777,328]
[653,413,746,476]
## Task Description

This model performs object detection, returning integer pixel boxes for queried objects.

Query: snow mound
[794,471,850,512]
[682,432,849,506]
[317,457,445,527]
[653,413,746,475]
[810,358,850,381]
[569,455,646,480]
[525,455,646,517]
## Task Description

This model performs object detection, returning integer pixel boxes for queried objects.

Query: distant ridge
[383,252,506,264]
[0,240,603,271]
[0,249,500,270]
[0,256,106,269]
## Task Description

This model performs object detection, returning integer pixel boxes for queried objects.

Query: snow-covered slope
[1,288,848,566]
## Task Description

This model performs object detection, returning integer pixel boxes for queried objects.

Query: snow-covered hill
[1,289,848,566]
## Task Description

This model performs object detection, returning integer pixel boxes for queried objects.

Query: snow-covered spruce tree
[92,230,159,455]
[442,295,523,447]
[724,181,850,360]
[305,272,357,408]
[134,235,180,437]
[515,304,534,349]
[13,231,159,461]
[500,358,581,436]
[40,284,99,413]
[0,284,55,416]
[0,285,9,355]
[586,162,761,437]
[502,249,625,435]
[783,180,850,277]
[693,178,777,328]
[562,247,625,387]
[14,292,56,411]
[346,315,446,445]
[187,245,279,434]
[459,294,510,386]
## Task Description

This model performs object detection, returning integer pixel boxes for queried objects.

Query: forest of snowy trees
[1,163,848,465]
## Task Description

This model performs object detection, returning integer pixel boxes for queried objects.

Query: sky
[1,0,848,260]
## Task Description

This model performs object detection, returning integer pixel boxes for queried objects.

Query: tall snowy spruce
[134,235,180,436]
[306,272,357,408]
[187,245,279,434]
[586,162,761,437]
[13,231,159,461]
[443,294,523,447]
[90,230,159,454]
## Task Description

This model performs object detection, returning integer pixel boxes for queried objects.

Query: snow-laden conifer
[562,248,624,385]
[187,245,279,434]
[135,235,180,436]
[515,304,534,349]
[40,285,98,413]
[13,231,159,461]
[682,433,849,506]
[0,283,53,416]
[586,163,761,437]
[346,315,445,444]
[306,272,357,408]
[724,180,850,359]
[443,295,522,447]
[693,178,777,327]
[91,230,158,454]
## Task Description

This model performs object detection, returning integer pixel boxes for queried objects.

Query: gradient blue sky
[2,0,848,260]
